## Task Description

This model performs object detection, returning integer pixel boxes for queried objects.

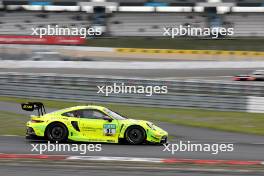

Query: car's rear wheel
[46,123,68,142]
[125,126,146,145]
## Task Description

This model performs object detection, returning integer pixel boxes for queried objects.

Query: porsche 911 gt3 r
[22,102,168,144]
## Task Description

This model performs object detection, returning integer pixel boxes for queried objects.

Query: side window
[81,109,106,119]
[62,109,106,119]
[62,110,82,118]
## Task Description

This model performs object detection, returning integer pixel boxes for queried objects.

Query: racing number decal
[103,124,116,136]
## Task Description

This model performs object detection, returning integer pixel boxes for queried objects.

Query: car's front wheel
[46,123,68,142]
[125,126,146,145]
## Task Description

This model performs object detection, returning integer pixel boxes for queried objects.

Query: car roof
[69,105,105,110]
[48,105,106,115]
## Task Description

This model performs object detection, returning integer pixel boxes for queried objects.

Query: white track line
[67,156,162,163]
[1,61,264,69]
[1,135,19,137]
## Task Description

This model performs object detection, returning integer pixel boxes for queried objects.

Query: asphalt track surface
[2,163,263,176]
[0,101,264,161]
[1,161,263,176]
[0,68,257,80]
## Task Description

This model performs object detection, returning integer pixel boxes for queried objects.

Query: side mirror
[103,116,112,122]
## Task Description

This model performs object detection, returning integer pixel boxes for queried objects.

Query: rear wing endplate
[21,102,46,116]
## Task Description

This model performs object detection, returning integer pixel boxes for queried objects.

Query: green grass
[1,96,264,136]
[0,111,28,135]
[86,38,264,51]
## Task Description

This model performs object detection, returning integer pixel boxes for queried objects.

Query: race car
[22,102,168,144]
[233,70,264,81]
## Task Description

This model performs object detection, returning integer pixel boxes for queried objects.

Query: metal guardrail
[0,72,264,112]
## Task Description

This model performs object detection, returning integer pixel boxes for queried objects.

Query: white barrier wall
[247,96,264,113]
[1,61,264,69]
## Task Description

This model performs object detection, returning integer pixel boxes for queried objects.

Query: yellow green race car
[22,102,168,144]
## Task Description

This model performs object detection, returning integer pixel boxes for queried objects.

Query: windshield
[104,108,127,120]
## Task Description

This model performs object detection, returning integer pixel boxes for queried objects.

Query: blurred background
[0,0,264,55]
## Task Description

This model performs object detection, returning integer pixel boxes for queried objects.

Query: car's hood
[121,118,149,125]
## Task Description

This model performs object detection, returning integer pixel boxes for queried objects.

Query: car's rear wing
[21,102,46,116]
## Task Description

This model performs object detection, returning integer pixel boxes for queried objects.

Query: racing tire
[46,123,68,142]
[125,126,146,145]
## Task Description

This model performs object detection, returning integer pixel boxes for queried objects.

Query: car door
[78,109,119,143]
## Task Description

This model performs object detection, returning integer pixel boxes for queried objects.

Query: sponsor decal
[104,124,116,136]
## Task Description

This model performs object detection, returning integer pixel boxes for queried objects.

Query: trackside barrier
[1,45,264,57]
[0,72,264,113]
[116,48,264,57]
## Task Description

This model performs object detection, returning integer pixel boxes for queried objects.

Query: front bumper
[147,133,168,144]
[160,135,168,144]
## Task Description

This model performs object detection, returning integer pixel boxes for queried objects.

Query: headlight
[147,122,156,130]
